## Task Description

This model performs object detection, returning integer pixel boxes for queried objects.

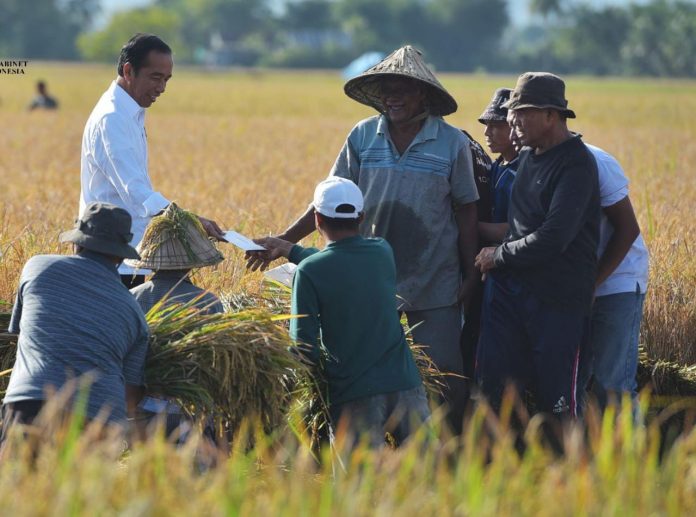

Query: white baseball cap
[312,177,364,219]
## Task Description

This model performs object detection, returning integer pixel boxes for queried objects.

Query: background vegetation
[2,0,696,76]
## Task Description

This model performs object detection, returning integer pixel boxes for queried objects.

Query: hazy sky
[98,0,649,29]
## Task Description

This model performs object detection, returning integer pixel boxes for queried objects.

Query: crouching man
[1,203,149,442]
[256,178,430,449]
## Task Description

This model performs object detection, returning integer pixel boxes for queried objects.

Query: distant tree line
[1,0,695,77]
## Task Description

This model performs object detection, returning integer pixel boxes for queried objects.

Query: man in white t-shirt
[80,33,223,288]
[579,144,649,411]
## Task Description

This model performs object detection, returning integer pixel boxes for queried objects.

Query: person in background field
[475,72,600,420]
[461,87,518,379]
[254,177,430,449]
[127,202,224,443]
[79,33,224,290]
[247,46,479,434]
[1,203,149,443]
[28,80,58,110]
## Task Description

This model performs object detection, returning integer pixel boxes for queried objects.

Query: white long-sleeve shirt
[80,81,170,275]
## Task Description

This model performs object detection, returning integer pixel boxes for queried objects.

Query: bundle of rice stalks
[637,345,696,396]
[144,299,314,436]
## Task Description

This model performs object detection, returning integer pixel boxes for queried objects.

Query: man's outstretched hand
[198,216,225,241]
[245,236,294,272]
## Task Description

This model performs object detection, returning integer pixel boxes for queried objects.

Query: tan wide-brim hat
[125,203,223,271]
[343,45,458,117]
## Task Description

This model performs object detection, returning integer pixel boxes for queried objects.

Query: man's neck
[115,77,139,106]
[501,148,518,163]
[322,229,360,244]
[534,125,573,155]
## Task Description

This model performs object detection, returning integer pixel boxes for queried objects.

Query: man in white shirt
[80,33,223,288]
[579,144,649,412]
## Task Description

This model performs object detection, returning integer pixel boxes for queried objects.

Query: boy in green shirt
[255,177,429,448]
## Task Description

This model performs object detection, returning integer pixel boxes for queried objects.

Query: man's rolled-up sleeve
[93,115,170,217]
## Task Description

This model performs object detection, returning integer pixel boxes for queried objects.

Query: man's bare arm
[478,221,509,245]
[125,384,144,418]
[455,202,479,312]
[596,196,640,288]
[246,206,316,271]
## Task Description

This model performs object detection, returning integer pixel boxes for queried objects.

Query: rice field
[0,63,695,513]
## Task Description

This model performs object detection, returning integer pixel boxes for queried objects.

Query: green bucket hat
[478,87,512,124]
[343,45,458,117]
[59,202,140,259]
[502,72,576,118]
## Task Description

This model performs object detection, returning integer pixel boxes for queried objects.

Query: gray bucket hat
[343,45,458,117]
[502,72,576,118]
[478,87,512,124]
[60,202,140,259]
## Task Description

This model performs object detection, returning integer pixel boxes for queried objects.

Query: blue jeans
[330,385,431,449]
[578,285,646,411]
[476,273,588,418]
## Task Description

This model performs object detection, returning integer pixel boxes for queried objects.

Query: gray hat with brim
[60,202,140,259]
[344,45,458,117]
[502,72,576,119]
[478,87,512,124]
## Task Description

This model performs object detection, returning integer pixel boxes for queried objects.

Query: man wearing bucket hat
[481,89,648,417]
[474,72,600,419]
[461,87,521,380]
[249,46,479,433]
[255,177,430,449]
[1,203,149,439]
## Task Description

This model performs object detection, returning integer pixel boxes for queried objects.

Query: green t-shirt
[289,235,422,406]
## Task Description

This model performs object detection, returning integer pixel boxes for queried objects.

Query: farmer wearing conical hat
[127,203,224,315]
[126,203,223,442]
[248,46,479,433]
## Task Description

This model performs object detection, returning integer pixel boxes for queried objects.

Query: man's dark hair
[117,33,172,77]
[317,204,361,232]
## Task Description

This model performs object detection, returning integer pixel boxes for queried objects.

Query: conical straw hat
[125,203,224,271]
[344,45,457,117]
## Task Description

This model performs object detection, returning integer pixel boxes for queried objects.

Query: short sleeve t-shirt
[586,144,649,296]
[330,115,479,311]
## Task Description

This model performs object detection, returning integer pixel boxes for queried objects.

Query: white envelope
[263,263,297,288]
[223,230,266,251]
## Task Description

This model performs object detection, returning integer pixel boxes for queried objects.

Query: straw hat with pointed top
[125,203,224,271]
[344,45,458,117]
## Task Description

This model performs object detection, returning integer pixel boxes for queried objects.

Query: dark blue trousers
[476,272,588,418]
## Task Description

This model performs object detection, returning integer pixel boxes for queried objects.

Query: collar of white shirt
[108,80,145,125]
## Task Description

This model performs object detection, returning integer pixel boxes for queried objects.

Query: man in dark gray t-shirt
[2,203,148,439]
